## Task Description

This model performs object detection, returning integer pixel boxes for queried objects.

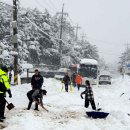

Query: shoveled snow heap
[2,75,130,130]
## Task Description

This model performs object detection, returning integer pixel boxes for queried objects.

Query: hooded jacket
[0,69,10,94]
[81,85,94,100]
[75,74,82,85]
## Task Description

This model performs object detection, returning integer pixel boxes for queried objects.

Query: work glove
[69,82,71,85]
[7,89,12,98]
[9,93,12,98]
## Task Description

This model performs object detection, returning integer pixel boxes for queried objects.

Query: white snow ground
[1,75,130,130]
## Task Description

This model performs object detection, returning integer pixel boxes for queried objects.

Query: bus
[79,58,98,86]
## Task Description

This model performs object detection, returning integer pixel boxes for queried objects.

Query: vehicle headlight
[94,80,97,83]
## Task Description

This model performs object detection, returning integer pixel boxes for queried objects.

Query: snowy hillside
[1,75,130,130]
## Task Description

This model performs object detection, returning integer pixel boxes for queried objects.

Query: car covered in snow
[40,71,56,78]
[54,71,65,80]
[98,74,111,85]
[54,68,71,80]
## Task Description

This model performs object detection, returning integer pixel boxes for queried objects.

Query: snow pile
[2,75,130,130]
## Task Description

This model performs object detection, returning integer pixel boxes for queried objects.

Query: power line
[87,36,124,46]
[1,1,121,61]
[24,15,68,46]
[16,1,59,41]
[68,15,74,25]
[98,51,120,56]
[18,1,67,43]
[52,0,63,12]
[18,1,120,50]
[56,0,64,10]
[43,0,57,12]
[25,16,59,41]
[34,0,46,10]
[34,0,55,14]
[48,0,59,11]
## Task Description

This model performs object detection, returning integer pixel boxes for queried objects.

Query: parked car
[40,71,56,78]
[99,75,111,85]
[54,71,65,80]
[54,68,71,80]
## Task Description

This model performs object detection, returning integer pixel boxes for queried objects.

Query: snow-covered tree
[0,2,100,69]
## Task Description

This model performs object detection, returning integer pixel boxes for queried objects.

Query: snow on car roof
[80,58,98,65]
[58,68,69,72]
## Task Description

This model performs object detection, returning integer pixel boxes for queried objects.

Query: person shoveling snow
[27,89,48,112]
[81,80,109,119]
[80,80,96,110]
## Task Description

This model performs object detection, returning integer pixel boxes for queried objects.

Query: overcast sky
[2,0,130,64]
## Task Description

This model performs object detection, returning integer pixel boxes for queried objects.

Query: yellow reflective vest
[0,69,10,94]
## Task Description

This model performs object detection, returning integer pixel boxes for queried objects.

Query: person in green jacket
[0,66,12,122]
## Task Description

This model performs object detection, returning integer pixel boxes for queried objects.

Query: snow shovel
[86,102,109,119]
[86,111,109,119]
[5,99,15,110]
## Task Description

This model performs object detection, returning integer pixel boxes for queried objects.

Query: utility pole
[81,33,86,43]
[74,24,81,41]
[59,4,65,68]
[12,0,18,85]
[56,4,68,68]
[124,43,130,62]
[124,43,130,51]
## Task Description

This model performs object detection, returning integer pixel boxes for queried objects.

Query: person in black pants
[31,69,43,110]
[0,66,12,122]
[27,89,48,112]
[62,72,71,92]
[80,80,96,110]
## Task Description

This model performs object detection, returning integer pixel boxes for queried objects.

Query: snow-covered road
[2,75,130,130]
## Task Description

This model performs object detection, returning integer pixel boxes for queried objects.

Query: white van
[99,74,111,85]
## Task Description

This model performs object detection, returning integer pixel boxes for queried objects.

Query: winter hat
[1,66,8,72]
[85,80,90,86]
[41,89,47,95]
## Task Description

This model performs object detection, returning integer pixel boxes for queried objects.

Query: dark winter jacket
[81,85,94,100]
[63,75,70,84]
[71,73,76,83]
[31,74,43,89]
